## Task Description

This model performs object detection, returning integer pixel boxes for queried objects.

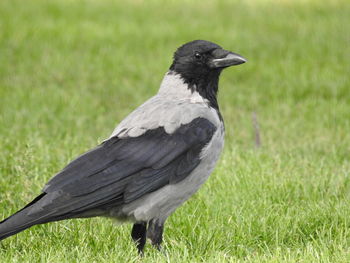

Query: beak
[209,49,247,68]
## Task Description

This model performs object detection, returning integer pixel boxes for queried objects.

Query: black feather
[0,117,216,240]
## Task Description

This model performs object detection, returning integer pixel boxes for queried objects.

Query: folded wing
[39,117,217,217]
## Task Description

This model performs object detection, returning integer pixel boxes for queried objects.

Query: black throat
[168,68,222,112]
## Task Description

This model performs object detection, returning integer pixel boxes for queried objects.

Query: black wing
[39,117,217,215]
[0,117,217,239]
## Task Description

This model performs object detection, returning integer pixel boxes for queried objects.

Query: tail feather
[0,191,106,241]
[0,193,48,241]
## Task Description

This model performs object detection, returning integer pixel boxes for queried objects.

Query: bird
[0,40,246,253]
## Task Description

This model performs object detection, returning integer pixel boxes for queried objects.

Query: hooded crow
[0,40,246,253]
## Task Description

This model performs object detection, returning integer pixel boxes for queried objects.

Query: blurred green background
[0,0,349,262]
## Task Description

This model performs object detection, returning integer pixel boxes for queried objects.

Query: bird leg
[131,222,147,254]
[147,219,164,250]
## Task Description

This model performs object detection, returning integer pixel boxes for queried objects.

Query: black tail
[0,194,48,241]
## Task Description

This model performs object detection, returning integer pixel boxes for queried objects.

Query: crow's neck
[160,70,221,111]
[185,71,220,111]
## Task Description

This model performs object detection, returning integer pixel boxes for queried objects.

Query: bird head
[170,40,246,75]
[168,40,246,108]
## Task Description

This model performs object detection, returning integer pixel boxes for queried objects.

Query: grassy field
[0,0,349,262]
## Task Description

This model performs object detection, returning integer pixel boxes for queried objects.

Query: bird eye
[194,52,202,59]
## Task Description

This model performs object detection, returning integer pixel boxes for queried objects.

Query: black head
[169,40,246,109]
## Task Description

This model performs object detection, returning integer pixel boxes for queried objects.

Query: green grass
[0,0,349,262]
